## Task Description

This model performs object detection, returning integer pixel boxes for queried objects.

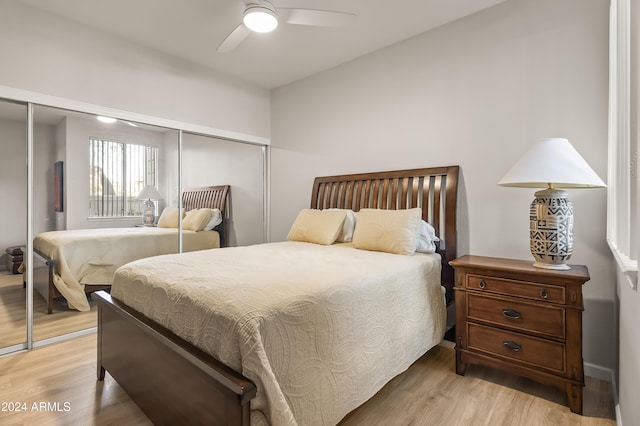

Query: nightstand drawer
[468,323,565,373]
[467,294,565,339]
[467,274,565,304]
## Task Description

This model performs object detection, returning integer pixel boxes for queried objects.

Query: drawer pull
[540,288,549,299]
[503,340,522,352]
[478,279,487,289]
[502,308,522,320]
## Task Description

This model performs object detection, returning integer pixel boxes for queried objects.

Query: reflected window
[89,138,158,217]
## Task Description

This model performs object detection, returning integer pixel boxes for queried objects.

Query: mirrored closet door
[182,132,265,246]
[181,133,266,247]
[0,100,27,354]
[0,92,268,352]
[30,105,181,343]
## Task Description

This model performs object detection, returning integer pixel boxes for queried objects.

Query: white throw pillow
[287,209,347,245]
[416,220,440,253]
[182,208,214,232]
[203,208,223,231]
[328,209,357,242]
[157,207,184,228]
[352,208,422,255]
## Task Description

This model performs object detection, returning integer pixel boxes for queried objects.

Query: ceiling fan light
[243,4,278,33]
[97,116,117,124]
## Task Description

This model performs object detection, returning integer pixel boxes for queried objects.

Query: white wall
[0,114,54,269]
[0,115,27,266]
[54,117,67,231]
[0,1,270,140]
[33,123,55,235]
[618,270,639,424]
[182,135,265,247]
[271,0,615,373]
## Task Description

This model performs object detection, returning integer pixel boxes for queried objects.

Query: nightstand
[450,255,590,414]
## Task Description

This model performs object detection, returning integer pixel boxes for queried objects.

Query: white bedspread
[111,241,445,426]
[34,227,219,312]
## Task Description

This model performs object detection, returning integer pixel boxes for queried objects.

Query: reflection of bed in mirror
[95,166,459,425]
[33,185,229,314]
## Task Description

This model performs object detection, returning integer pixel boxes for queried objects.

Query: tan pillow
[182,208,214,232]
[352,208,422,255]
[157,207,184,228]
[287,209,347,245]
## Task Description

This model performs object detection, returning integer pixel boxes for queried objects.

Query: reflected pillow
[157,207,184,228]
[416,220,440,254]
[203,208,223,231]
[352,208,422,255]
[287,209,347,245]
[183,208,214,232]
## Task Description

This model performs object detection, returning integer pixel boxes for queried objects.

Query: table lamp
[498,138,606,270]
[137,185,163,226]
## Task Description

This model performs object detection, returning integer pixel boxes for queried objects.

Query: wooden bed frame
[95,166,459,425]
[33,185,229,314]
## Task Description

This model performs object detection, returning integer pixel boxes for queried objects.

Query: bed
[95,166,459,425]
[32,185,229,313]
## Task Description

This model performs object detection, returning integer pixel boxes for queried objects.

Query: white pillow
[416,220,440,253]
[287,209,347,245]
[203,208,223,231]
[328,209,357,242]
[352,208,422,255]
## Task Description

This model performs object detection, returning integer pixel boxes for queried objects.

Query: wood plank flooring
[0,334,615,425]
[0,272,97,348]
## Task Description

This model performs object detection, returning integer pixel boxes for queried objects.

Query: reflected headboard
[311,166,459,304]
[182,185,230,247]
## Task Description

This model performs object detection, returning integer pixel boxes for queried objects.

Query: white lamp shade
[137,185,163,200]
[498,138,606,188]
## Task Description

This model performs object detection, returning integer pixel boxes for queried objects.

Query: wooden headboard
[182,185,230,247]
[311,166,459,304]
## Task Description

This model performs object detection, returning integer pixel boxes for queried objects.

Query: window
[89,138,158,218]
[608,0,638,289]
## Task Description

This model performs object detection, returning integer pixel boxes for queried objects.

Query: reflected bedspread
[34,227,219,311]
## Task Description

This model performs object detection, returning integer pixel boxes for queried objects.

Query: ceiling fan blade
[217,23,251,53]
[278,8,356,27]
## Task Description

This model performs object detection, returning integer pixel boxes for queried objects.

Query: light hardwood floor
[0,272,97,347]
[0,334,615,425]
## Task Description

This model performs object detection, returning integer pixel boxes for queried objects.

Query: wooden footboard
[95,291,256,425]
[33,250,111,314]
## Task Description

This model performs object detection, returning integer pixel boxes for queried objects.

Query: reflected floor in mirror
[0,272,27,347]
[0,271,97,347]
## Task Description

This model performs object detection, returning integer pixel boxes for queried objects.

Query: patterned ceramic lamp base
[143,199,156,226]
[529,188,573,270]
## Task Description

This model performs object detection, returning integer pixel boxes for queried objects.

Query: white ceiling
[18,0,507,90]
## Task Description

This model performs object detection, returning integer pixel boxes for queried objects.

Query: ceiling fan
[217,0,356,53]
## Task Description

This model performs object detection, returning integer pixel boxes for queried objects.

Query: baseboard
[584,362,620,425]
[584,362,615,383]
